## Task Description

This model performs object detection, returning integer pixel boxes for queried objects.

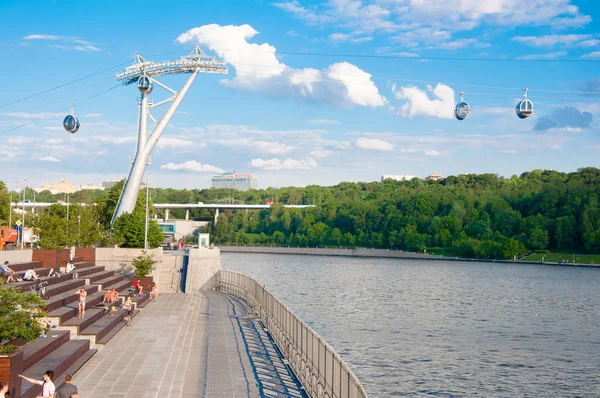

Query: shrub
[132,250,157,277]
[0,280,46,353]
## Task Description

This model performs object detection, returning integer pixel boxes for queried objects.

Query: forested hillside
[2,168,599,258]
[192,168,600,259]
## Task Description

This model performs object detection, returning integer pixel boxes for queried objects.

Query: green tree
[529,226,550,250]
[0,280,46,352]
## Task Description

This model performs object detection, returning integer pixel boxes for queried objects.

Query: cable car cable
[2,75,117,121]
[0,83,122,137]
[0,59,133,110]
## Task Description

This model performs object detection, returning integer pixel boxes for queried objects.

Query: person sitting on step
[103,289,112,303]
[133,279,144,296]
[122,296,133,310]
[1,261,15,283]
[47,268,59,278]
[23,268,39,281]
[111,288,119,304]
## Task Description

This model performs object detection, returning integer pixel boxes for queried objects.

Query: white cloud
[328,33,373,43]
[2,112,64,119]
[251,157,318,170]
[274,1,591,48]
[39,156,60,162]
[93,135,137,145]
[160,161,224,173]
[23,34,63,40]
[176,24,386,108]
[156,137,196,149]
[394,83,455,119]
[517,51,566,60]
[355,137,393,151]
[307,119,341,125]
[512,34,594,47]
[309,148,332,158]
[23,34,102,51]
[83,113,102,118]
[253,141,294,155]
[582,51,600,59]
[45,138,64,145]
[7,137,35,144]
[424,149,441,156]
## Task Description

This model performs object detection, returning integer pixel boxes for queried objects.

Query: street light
[21,179,27,250]
[7,181,20,229]
[144,173,150,250]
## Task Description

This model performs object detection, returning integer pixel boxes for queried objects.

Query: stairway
[4,257,152,398]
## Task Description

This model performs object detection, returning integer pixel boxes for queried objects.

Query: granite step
[20,339,90,398]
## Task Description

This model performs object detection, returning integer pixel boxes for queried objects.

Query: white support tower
[111,45,228,226]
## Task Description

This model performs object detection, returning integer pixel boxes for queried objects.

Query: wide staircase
[5,257,152,398]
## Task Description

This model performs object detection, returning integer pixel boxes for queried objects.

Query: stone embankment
[219,246,600,267]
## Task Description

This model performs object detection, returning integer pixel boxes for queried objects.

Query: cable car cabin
[137,75,153,94]
[454,101,470,121]
[63,114,80,133]
[516,99,534,119]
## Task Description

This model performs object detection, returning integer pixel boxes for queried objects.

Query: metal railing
[214,270,368,398]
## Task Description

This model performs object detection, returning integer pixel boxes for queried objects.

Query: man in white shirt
[23,268,39,281]
[18,370,55,398]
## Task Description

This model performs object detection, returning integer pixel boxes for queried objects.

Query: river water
[221,252,600,397]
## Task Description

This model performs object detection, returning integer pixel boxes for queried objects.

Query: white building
[381,175,415,182]
[34,178,104,194]
[425,172,444,181]
[211,173,257,191]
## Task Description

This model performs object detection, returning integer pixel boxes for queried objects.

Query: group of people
[8,370,79,398]
[1,261,65,285]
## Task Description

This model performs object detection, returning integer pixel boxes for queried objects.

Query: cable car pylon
[110,44,228,226]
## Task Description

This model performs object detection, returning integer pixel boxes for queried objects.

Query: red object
[134,279,140,289]
[180,242,185,248]
[266,201,273,205]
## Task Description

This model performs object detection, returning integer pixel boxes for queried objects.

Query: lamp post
[7,181,19,229]
[144,173,150,250]
[77,214,81,246]
[66,193,70,243]
[21,180,26,250]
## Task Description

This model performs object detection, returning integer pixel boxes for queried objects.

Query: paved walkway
[74,292,305,398]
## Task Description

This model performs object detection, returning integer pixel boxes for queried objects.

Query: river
[221,252,600,397]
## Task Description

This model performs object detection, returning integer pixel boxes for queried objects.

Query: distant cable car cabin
[63,105,80,133]
[137,74,153,94]
[454,91,470,121]
[516,88,533,119]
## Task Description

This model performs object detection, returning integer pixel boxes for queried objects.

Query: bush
[0,280,46,352]
[132,250,157,277]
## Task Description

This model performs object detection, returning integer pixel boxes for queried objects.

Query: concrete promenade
[74,292,305,398]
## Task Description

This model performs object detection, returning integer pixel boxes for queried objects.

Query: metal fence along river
[215,270,368,398]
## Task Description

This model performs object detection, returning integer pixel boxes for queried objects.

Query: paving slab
[74,292,305,398]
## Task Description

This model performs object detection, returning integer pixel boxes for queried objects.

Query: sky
[0,0,599,190]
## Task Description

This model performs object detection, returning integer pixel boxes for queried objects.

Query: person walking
[18,370,55,397]
[150,282,158,302]
[76,287,87,318]
[54,374,77,398]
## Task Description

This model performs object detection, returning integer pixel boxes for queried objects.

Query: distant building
[34,178,104,194]
[381,174,415,182]
[211,172,257,191]
[102,180,119,189]
[425,172,443,181]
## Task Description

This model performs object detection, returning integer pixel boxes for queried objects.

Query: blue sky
[1,0,599,190]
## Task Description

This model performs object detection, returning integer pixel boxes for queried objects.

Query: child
[133,279,143,296]
[149,282,158,302]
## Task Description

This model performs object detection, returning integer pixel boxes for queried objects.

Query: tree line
[2,168,599,258]
[202,168,600,259]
